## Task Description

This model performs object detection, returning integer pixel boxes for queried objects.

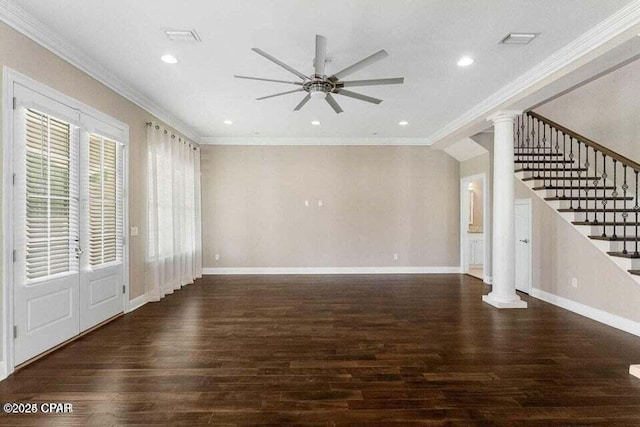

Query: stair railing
[515,111,640,256]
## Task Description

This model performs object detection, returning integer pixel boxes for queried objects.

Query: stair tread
[521,176,601,182]
[558,208,636,213]
[628,270,640,276]
[522,176,601,181]
[514,146,555,150]
[589,235,640,241]
[514,160,574,163]
[545,196,633,201]
[515,167,587,172]
[573,221,640,226]
[515,152,563,157]
[533,186,616,190]
[608,251,640,259]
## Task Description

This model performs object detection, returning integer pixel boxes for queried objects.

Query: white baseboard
[126,294,147,313]
[530,288,640,338]
[483,275,493,285]
[202,266,461,275]
[0,361,7,381]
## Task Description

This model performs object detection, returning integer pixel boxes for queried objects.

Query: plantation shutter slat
[88,133,123,267]
[24,109,77,281]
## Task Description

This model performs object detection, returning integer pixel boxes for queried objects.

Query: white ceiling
[10,0,633,140]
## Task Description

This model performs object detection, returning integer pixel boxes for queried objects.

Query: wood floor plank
[1,274,640,425]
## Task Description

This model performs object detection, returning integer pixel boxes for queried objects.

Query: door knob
[519,239,529,243]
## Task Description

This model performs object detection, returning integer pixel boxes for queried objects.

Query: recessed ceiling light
[457,56,474,67]
[311,120,320,126]
[398,121,409,126]
[161,54,178,64]
[500,32,539,44]
[223,120,233,125]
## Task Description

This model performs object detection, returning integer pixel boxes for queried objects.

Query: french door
[12,84,125,365]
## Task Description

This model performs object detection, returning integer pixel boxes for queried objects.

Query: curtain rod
[146,122,198,150]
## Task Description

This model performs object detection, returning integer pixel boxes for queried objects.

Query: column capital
[487,110,523,124]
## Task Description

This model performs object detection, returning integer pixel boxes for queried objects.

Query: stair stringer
[515,171,640,285]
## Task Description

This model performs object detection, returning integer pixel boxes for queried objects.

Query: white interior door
[12,84,81,365]
[79,119,125,331]
[12,83,126,365]
[515,199,532,294]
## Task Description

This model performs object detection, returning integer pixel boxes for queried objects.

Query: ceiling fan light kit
[234,35,405,113]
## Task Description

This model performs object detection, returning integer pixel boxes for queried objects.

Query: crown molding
[425,0,640,146]
[0,0,201,142]
[199,136,432,146]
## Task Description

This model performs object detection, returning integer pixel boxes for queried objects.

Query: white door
[13,85,81,365]
[12,85,125,365]
[515,199,532,294]
[79,117,125,331]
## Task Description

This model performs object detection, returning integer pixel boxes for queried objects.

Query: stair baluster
[612,160,618,240]
[623,165,628,254]
[635,170,639,256]
[593,150,598,224]
[577,140,582,211]
[601,152,608,237]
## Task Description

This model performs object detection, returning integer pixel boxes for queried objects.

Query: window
[88,133,123,267]
[24,109,77,281]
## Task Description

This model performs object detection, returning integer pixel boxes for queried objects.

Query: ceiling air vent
[499,33,539,45]
[164,29,201,43]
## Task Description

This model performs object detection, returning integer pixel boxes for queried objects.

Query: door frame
[515,198,533,294]
[1,67,130,379]
[460,173,489,281]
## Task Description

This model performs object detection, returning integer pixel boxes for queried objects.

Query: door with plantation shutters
[12,82,127,366]
[79,116,125,331]
[12,84,81,365]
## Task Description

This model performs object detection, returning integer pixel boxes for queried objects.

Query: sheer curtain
[146,123,202,301]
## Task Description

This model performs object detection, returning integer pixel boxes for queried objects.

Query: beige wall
[0,24,189,304]
[201,145,460,268]
[536,57,640,162]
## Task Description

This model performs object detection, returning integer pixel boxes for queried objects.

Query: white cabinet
[467,234,484,265]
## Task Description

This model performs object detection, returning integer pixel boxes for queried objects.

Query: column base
[482,293,528,309]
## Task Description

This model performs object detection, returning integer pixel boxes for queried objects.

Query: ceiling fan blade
[314,35,327,77]
[335,89,382,104]
[340,77,404,87]
[325,93,343,114]
[256,88,304,101]
[234,75,303,85]
[330,50,389,81]
[293,94,311,111]
[251,48,309,81]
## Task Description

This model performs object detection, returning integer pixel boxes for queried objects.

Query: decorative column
[483,110,527,309]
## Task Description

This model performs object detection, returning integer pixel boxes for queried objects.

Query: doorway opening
[460,173,488,281]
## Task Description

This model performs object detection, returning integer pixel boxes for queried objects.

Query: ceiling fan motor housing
[305,79,334,99]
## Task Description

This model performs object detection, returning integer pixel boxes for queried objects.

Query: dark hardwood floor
[2,274,640,426]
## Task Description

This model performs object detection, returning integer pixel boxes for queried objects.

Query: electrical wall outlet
[130,226,139,236]
[304,200,309,207]
[318,200,323,207]
[571,277,578,288]
[393,253,399,261]
[215,254,220,261]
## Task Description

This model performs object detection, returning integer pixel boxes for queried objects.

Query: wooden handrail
[527,111,640,171]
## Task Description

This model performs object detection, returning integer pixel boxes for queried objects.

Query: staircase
[514,111,640,283]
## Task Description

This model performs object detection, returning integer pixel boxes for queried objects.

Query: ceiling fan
[234,35,404,114]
